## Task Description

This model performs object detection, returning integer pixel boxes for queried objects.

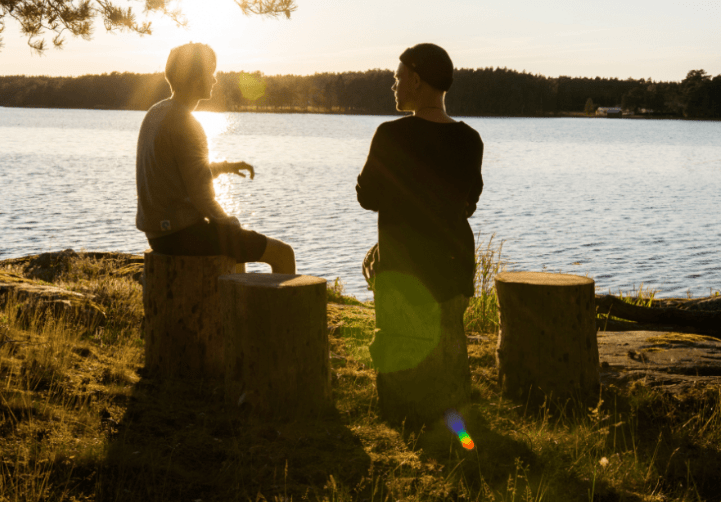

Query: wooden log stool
[369,272,472,427]
[219,273,332,419]
[143,250,235,378]
[494,271,600,403]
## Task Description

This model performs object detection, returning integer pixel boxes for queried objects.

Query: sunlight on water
[193,111,231,162]
[195,111,238,209]
[0,108,719,301]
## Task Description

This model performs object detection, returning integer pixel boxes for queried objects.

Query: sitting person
[136,42,295,274]
[356,43,484,424]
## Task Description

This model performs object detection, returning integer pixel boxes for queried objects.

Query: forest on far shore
[0,67,719,118]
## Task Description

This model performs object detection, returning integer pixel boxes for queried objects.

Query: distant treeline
[0,68,719,118]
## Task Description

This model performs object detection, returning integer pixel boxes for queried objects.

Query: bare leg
[258,238,296,274]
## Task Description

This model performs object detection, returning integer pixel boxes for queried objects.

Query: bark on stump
[495,271,600,403]
[370,273,472,427]
[143,250,235,379]
[219,273,331,420]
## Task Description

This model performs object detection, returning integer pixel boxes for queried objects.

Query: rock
[596,330,720,394]
[0,249,79,282]
[650,296,721,312]
[0,270,106,327]
[0,250,144,283]
[466,329,719,395]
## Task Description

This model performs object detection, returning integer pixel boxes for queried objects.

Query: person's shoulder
[373,116,416,136]
[456,121,483,147]
[139,99,175,135]
[145,98,174,116]
[386,115,417,127]
[143,98,180,125]
[156,100,201,134]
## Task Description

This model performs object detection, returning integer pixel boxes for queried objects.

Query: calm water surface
[0,107,720,300]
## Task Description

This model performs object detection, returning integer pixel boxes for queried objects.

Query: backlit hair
[165,42,217,93]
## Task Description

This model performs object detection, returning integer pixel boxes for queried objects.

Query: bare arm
[210,161,255,180]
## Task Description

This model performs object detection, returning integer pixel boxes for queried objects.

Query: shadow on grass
[97,370,371,501]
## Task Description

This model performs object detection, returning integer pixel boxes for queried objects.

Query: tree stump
[370,272,471,427]
[219,273,331,419]
[495,271,600,403]
[143,250,235,379]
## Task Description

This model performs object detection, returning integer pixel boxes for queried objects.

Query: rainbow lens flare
[445,410,475,450]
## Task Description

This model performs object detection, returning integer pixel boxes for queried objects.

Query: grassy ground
[0,245,719,501]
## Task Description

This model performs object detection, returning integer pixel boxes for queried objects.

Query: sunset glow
[2,0,719,82]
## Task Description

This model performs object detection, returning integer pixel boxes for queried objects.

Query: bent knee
[264,238,295,260]
[281,241,295,260]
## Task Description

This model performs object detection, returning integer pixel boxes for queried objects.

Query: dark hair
[399,43,454,92]
[165,43,217,93]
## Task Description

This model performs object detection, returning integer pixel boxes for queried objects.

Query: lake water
[0,107,720,300]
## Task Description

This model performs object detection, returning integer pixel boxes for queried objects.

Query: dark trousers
[148,220,267,263]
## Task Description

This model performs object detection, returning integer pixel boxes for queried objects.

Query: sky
[1,0,720,82]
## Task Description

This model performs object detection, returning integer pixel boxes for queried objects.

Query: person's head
[393,43,454,111]
[165,42,217,100]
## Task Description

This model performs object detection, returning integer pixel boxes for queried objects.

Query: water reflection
[192,111,230,161]
[0,109,719,300]
[193,111,238,213]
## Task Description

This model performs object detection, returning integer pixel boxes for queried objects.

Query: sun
[167,0,252,56]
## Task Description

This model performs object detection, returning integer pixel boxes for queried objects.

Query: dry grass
[0,250,719,501]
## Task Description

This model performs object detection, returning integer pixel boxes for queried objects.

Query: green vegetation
[0,249,719,501]
[464,233,507,335]
[1,67,719,118]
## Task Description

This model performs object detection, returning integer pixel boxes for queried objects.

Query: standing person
[356,43,483,425]
[136,42,295,273]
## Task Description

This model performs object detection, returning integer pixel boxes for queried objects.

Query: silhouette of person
[136,42,295,273]
[356,43,483,423]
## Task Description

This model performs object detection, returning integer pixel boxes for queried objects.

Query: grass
[0,247,720,501]
[464,233,507,335]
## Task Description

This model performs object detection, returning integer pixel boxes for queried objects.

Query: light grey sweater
[135,98,237,239]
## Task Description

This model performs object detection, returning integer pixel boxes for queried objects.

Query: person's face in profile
[197,65,217,100]
[392,62,415,112]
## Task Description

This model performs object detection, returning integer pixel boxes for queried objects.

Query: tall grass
[0,250,719,501]
[464,233,507,335]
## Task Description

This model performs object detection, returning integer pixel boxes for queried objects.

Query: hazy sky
[1,0,720,81]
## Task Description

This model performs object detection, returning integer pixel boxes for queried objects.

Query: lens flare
[238,72,266,101]
[445,410,475,450]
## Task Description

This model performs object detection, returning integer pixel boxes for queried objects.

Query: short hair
[165,42,217,93]
[399,43,454,92]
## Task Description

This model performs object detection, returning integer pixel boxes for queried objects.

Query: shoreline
[1,104,719,121]
[1,249,720,302]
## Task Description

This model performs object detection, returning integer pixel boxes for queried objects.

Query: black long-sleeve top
[356,116,484,302]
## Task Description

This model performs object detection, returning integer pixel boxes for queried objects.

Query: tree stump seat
[142,250,236,379]
[219,273,332,420]
[495,271,600,403]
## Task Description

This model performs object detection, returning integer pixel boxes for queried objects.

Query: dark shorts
[148,220,268,263]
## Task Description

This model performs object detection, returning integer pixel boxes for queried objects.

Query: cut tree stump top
[219,273,326,288]
[496,271,594,286]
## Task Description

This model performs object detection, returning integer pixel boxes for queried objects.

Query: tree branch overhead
[0,0,297,54]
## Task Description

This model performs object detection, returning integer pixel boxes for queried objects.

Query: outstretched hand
[225,161,255,180]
